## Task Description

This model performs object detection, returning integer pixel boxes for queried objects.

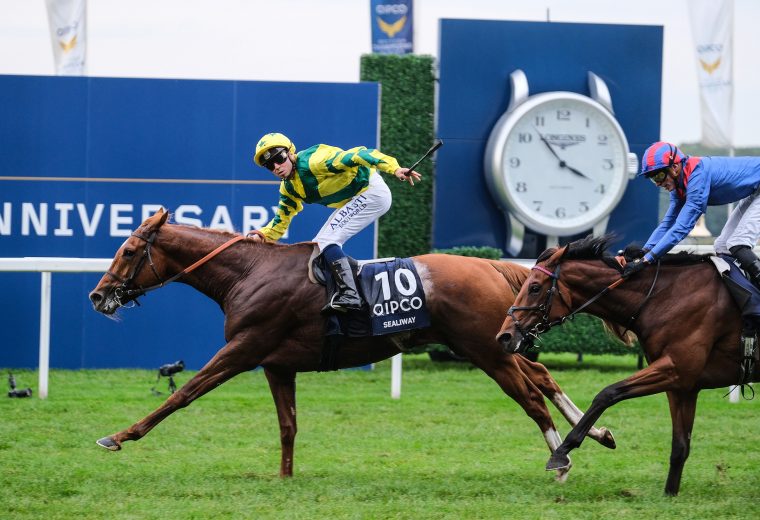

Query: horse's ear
[157,208,169,227]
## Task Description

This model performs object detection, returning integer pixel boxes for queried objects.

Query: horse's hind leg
[664,390,698,496]
[264,368,297,477]
[515,355,616,449]
[96,340,256,450]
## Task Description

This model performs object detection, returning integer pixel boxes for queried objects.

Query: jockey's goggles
[262,148,289,171]
[646,169,668,185]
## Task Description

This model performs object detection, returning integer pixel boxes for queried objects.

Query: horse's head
[89,208,171,315]
[497,245,575,354]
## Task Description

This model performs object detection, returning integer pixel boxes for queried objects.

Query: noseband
[106,229,245,308]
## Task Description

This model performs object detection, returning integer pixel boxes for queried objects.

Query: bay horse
[497,235,759,495]
[89,208,618,479]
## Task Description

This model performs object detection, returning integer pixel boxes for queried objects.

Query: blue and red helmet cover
[639,141,686,177]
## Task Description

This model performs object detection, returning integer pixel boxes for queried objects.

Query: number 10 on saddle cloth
[357,258,430,336]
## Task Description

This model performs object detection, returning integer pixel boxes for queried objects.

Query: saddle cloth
[712,255,760,321]
[315,255,431,338]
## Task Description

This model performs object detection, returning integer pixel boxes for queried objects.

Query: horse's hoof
[599,427,617,450]
[555,460,573,483]
[546,452,571,471]
[96,436,121,451]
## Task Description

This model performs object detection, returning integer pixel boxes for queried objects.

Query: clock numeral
[579,202,590,213]
[595,184,606,194]
[586,117,591,128]
[509,157,521,168]
[518,132,532,143]
[602,159,614,170]
[598,134,608,145]
[555,207,566,218]
[535,116,545,127]
[556,109,571,121]
[515,181,527,192]
[533,201,543,212]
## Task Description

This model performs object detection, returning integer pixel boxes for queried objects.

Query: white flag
[688,0,733,148]
[45,0,87,76]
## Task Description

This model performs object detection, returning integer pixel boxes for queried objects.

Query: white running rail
[0,258,111,399]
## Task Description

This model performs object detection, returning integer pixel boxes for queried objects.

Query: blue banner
[371,0,413,55]
[0,75,381,369]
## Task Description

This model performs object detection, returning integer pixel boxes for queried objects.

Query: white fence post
[38,272,51,399]
[391,353,402,399]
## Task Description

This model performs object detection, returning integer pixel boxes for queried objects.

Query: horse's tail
[487,260,530,297]
[602,322,637,347]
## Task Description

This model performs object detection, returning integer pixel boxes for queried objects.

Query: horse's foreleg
[96,341,256,451]
[546,356,679,472]
[515,355,616,449]
[264,368,297,478]
[484,358,572,482]
[664,390,698,497]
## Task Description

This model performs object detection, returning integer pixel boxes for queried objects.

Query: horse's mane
[487,260,529,296]
[168,222,316,251]
[535,234,712,266]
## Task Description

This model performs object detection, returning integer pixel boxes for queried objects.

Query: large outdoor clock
[485,70,638,256]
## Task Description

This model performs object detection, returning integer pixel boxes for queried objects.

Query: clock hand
[534,126,593,181]
[534,128,563,162]
[563,163,593,181]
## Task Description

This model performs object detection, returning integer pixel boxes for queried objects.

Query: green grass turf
[1,353,758,519]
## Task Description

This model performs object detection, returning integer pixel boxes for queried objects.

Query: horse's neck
[160,226,249,302]
[160,225,312,303]
[566,261,641,318]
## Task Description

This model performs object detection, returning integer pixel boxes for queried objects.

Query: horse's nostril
[89,292,102,305]
[497,332,512,345]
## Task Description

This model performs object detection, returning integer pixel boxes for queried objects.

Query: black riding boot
[323,257,362,313]
[730,245,760,290]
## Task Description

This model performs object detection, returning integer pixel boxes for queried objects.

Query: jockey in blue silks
[623,141,760,288]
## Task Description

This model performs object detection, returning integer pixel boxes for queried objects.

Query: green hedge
[430,246,503,259]
[360,54,435,258]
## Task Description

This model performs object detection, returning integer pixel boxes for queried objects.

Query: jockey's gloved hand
[622,258,648,278]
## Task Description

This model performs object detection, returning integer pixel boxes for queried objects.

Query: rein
[107,231,245,306]
[508,259,661,342]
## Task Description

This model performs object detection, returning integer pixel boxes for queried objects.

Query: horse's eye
[529,283,543,294]
[123,249,135,258]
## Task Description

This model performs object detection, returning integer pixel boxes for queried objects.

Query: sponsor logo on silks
[545,134,586,150]
[329,195,368,231]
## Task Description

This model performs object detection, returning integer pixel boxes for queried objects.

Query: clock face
[485,91,630,236]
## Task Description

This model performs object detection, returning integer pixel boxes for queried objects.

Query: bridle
[506,260,661,351]
[106,229,245,308]
[507,264,569,344]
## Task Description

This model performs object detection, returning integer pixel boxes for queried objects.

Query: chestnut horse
[89,209,617,479]
[497,235,759,495]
